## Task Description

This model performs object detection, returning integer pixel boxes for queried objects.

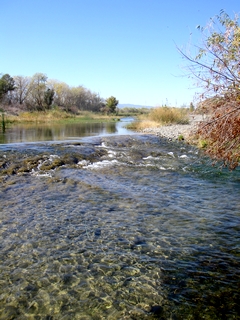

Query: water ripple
[0,135,239,318]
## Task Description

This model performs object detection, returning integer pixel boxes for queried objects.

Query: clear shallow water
[0,135,239,319]
[0,117,134,144]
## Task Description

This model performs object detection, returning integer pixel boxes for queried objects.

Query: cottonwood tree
[48,80,71,109]
[0,72,106,114]
[88,92,105,112]
[28,73,48,110]
[28,73,54,110]
[48,81,104,113]
[13,75,31,105]
[70,86,104,112]
[178,10,240,169]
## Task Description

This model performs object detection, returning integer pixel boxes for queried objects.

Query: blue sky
[1,0,239,107]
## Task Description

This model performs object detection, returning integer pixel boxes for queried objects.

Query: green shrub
[198,139,208,148]
[178,134,184,141]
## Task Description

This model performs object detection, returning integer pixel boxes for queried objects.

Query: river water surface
[0,123,239,319]
[0,118,133,144]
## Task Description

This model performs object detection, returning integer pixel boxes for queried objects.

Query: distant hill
[118,103,153,109]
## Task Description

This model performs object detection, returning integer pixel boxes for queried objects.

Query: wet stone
[149,305,164,316]
[0,134,239,319]
[94,228,101,237]
[2,305,20,319]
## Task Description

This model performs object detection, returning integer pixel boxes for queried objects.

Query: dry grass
[149,107,189,124]
[7,109,119,123]
[126,120,160,131]
[126,107,189,131]
[7,110,71,123]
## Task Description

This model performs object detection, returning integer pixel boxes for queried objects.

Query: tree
[105,96,118,114]
[13,75,31,105]
[44,88,55,108]
[88,92,105,112]
[178,11,240,169]
[48,80,71,108]
[0,72,107,115]
[28,73,48,110]
[0,74,15,102]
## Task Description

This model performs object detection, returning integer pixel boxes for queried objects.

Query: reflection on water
[0,117,134,144]
[0,135,239,319]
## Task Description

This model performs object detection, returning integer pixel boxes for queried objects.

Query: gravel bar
[141,115,204,141]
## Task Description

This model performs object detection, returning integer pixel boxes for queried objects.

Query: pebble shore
[141,115,204,141]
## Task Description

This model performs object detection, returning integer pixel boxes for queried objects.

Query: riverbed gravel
[141,115,204,140]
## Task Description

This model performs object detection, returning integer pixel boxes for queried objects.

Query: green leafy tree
[178,11,240,168]
[105,96,119,114]
[44,88,55,108]
[0,74,15,102]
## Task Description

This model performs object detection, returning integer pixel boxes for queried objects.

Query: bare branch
[179,11,240,168]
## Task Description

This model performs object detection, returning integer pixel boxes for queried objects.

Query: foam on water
[83,159,121,169]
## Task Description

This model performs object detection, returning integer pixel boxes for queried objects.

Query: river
[0,118,134,144]
[0,120,239,319]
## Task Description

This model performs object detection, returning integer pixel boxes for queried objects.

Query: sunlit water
[0,118,134,144]
[0,133,239,319]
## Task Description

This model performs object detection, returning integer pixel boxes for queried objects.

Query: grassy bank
[4,106,191,134]
[126,106,189,130]
[6,109,121,125]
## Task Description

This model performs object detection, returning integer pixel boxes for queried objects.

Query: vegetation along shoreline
[137,114,204,141]
[1,10,240,169]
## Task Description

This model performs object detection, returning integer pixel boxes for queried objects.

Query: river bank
[139,114,204,141]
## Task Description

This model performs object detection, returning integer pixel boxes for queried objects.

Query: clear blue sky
[1,0,239,107]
